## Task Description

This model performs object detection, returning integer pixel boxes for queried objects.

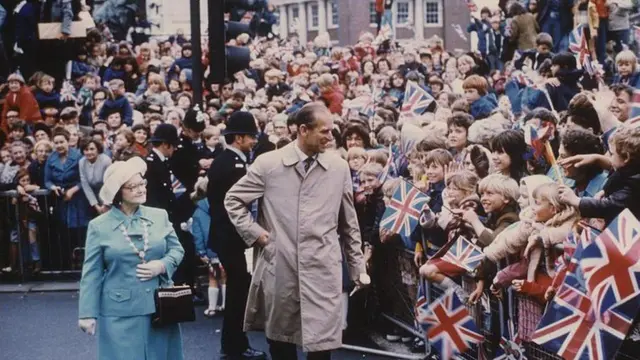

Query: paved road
[0,292,392,360]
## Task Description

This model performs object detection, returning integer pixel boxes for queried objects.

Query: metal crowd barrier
[370,239,640,360]
[0,190,87,282]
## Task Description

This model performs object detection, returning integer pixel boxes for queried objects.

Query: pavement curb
[0,281,79,293]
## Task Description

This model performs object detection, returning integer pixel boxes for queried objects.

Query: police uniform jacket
[169,134,200,222]
[207,148,248,254]
[145,149,176,222]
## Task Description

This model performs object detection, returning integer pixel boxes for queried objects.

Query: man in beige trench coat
[224,103,368,359]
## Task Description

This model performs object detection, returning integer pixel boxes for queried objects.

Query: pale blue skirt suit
[79,205,185,360]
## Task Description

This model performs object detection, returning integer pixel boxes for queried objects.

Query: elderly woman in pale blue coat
[78,157,185,360]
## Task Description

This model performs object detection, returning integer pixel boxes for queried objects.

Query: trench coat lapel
[281,143,330,179]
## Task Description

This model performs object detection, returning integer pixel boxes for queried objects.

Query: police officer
[145,123,179,218]
[170,105,206,290]
[207,112,265,360]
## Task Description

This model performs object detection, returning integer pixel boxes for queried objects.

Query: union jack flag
[415,282,429,333]
[417,289,483,359]
[569,24,590,67]
[399,81,434,120]
[171,173,186,196]
[495,319,525,360]
[378,145,398,183]
[380,178,429,239]
[579,209,640,323]
[532,279,631,360]
[346,95,375,118]
[627,88,640,127]
[439,237,484,273]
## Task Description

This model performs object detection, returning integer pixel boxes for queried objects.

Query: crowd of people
[1,0,640,358]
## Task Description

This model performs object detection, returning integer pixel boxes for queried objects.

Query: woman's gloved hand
[136,260,166,281]
[78,318,96,335]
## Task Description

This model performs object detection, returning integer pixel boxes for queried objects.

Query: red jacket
[1,87,42,133]
[320,86,344,115]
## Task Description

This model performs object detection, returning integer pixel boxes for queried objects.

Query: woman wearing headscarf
[78,156,185,360]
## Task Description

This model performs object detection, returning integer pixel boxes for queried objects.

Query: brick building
[270,0,473,50]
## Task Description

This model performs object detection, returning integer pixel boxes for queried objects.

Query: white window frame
[308,2,320,30]
[369,1,378,28]
[395,0,413,28]
[423,0,443,28]
[327,0,339,29]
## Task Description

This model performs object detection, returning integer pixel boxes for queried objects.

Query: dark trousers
[172,227,196,288]
[267,339,331,360]
[218,248,251,354]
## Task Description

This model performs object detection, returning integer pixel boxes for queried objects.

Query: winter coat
[470,93,499,120]
[136,91,174,108]
[98,95,133,126]
[78,205,184,360]
[357,187,386,247]
[44,148,90,228]
[1,87,42,132]
[191,198,217,259]
[477,204,520,248]
[34,89,61,111]
[320,86,345,115]
[483,208,536,263]
[467,18,491,54]
[579,164,640,226]
[509,13,539,51]
[224,143,365,352]
[612,71,640,89]
[535,68,583,112]
[103,68,125,83]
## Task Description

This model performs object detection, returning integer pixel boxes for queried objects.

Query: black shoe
[220,348,266,360]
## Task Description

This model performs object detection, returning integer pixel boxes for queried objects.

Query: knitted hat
[99,157,148,205]
[7,73,25,84]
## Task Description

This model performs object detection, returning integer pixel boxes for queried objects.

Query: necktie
[303,157,314,173]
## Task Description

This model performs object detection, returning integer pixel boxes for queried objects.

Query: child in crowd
[33,74,60,112]
[190,177,226,317]
[464,174,520,303]
[611,50,640,88]
[446,113,473,161]
[559,126,640,225]
[419,170,482,302]
[515,33,554,71]
[76,74,99,110]
[463,75,498,120]
[197,126,223,174]
[417,149,453,255]
[9,169,42,274]
[502,183,579,298]
[347,146,368,195]
[99,79,134,126]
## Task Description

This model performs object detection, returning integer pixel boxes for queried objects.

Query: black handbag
[152,285,196,327]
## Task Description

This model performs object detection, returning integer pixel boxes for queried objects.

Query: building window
[329,0,339,27]
[291,4,299,22]
[396,1,411,25]
[369,1,377,25]
[424,0,442,26]
[309,3,319,30]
